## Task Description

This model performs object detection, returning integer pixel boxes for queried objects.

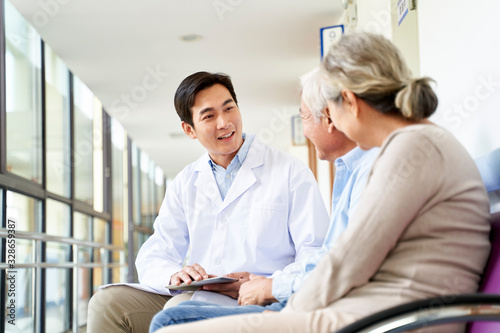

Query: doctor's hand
[170,263,209,286]
[202,271,251,299]
[238,274,278,306]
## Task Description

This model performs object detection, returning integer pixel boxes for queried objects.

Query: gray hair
[300,68,328,123]
[320,32,438,120]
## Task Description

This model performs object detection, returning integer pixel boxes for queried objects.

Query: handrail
[1,227,127,332]
[0,262,124,269]
[0,228,125,251]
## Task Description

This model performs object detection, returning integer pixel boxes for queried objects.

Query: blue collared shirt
[271,147,380,302]
[209,133,255,201]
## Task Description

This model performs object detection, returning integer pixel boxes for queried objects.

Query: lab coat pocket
[247,202,288,247]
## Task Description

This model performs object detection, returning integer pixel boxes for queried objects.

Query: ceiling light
[179,34,202,42]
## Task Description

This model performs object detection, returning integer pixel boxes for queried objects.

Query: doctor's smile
[218,132,235,140]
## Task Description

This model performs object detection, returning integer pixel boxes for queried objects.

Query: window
[140,152,154,228]
[73,77,94,206]
[73,212,91,327]
[45,199,71,332]
[155,166,165,213]
[45,267,71,332]
[111,119,127,282]
[93,218,109,293]
[0,2,166,330]
[5,1,42,183]
[93,100,104,212]
[5,191,41,332]
[45,45,70,197]
[131,142,141,225]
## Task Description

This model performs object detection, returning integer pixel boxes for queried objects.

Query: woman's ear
[181,121,197,139]
[322,107,335,133]
[341,90,360,119]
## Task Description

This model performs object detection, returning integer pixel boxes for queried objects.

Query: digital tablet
[166,277,238,291]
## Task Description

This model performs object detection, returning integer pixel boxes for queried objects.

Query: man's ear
[322,107,335,133]
[181,121,197,139]
[341,90,360,118]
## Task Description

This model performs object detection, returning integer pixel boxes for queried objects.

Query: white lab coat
[135,138,329,294]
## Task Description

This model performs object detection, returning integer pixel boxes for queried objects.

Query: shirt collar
[334,146,368,172]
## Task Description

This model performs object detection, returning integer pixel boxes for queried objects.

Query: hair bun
[395,77,438,119]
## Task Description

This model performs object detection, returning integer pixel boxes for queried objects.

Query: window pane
[93,99,103,212]
[5,268,35,332]
[132,143,141,224]
[111,119,126,248]
[45,44,70,197]
[110,249,126,284]
[46,199,71,263]
[94,218,109,245]
[45,268,71,333]
[78,247,91,327]
[73,76,94,205]
[6,192,38,266]
[93,218,109,288]
[46,199,70,236]
[73,211,91,241]
[140,152,152,227]
[155,166,165,213]
[5,1,42,183]
[133,232,149,259]
[6,191,41,232]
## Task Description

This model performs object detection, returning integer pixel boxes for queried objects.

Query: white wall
[342,0,500,158]
[418,1,500,158]
[351,0,392,38]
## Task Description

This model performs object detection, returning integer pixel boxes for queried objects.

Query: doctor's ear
[181,122,197,139]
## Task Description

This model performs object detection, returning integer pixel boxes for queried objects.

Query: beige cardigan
[284,124,491,324]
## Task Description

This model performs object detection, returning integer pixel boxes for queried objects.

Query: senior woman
[154,32,491,333]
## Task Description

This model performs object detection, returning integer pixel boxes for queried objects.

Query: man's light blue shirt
[271,147,380,302]
[209,133,254,201]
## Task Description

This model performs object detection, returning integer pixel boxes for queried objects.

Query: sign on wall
[397,0,409,26]
[320,24,344,59]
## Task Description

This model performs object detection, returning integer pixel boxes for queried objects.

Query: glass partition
[93,99,104,213]
[4,191,41,333]
[73,77,94,206]
[45,267,71,332]
[111,120,127,282]
[45,44,71,197]
[5,1,42,183]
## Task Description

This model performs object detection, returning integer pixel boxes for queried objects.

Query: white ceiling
[9,0,343,179]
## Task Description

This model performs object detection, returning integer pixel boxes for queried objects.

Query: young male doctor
[87,71,330,333]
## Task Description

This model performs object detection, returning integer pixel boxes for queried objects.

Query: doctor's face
[182,84,243,168]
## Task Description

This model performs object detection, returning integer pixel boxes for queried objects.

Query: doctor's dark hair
[174,71,239,127]
[321,32,438,120]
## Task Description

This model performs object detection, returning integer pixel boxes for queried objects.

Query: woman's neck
[369,113,429,147]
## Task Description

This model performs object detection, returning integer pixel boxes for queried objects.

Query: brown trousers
[87,285,192,333]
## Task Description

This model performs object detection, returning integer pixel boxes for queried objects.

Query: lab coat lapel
[193,154,223,207]
[219,140,264,212]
